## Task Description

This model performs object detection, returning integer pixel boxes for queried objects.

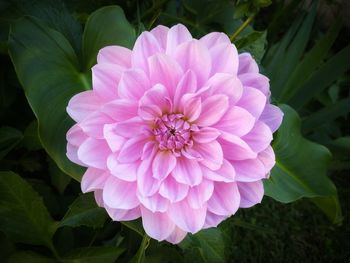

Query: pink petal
[138,193,169,212]
[114,117,146,138]
[238,53,259,75]
[207,182,240,216]
[118,136,147,163]
[92,63,123,100]
[194,140,223,171]
[166,24,192,56]
[150,25,169,50]
[67,91,104,122]
[260,104,284,133]
[166,226,187,244]
[236,87,266,118]
[202,159,235,182]
[168,199,207,233]
[258,146,275,175]
[203,211,227,229]
[131,31,162,73]
[174,40,211,86]
[219,134,257,160]
[232,158,266,182]
[67,143,85,166]
[172,157,202,186]
[239,73,270,96]
[118,69,150,100]
[174,70,197,111]
[214,106,255,137]
[97,46,131,68]
[107,153,137,181]
[94,190,104,207]
[105,206,141,221]
[182,95,202,122]
[199,32,231,49]
[209,43,239,75]
[77,138,110,169]
[103,123,126,152]
[66,125,87,146]
[101,99,138,121]
[141,206,175,241]
[152,151,177,180]
[193,127,220,143]
[81,168,109,193]
[196,95,229,127]
[79,111,114,139]
[159,176,189,203]
[237,181,264,208]
[139,84,172,115]
[242,121,273,153]
[187,179,214,209]
[102,176,139,209]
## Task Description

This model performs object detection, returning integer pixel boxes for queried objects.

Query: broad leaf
[22,120,42,151]
[0,126,22,159]
[6,251,55,263]
[0,171,57,246]
[64,246,125,263]
[48,157,71,194]
[59,193,107,229]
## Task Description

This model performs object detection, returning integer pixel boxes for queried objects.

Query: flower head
[66,24,283,243]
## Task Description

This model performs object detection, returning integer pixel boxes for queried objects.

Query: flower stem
[230,15,255,42]
[135,234,151,263]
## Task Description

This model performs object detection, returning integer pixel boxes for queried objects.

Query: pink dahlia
[66,24,283,244]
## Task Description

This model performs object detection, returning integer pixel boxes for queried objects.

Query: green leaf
[82,5,136,70]
[0,171,57,246]
[8,16,86,181]
[180,228,226,263]
[59,193,107,229]
[48,157,71,194]
[264,105,339,202]
[6,251,55,263]
[0,126,22,159]
[235,31,267,63]
[121,219,145,236]
[22,120,42,151]
[312,195,343,224]
[63,246,125,263]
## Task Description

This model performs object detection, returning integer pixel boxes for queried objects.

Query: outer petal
[81,168,109,193]
[79,111,114,139]
[107,153,137,181]
[219,134,257,160]
[194,140,223,171]
[101,99,138,121]
[239,73,270,96]
[165,226,187,244]
[77,138,110,169]
[236,87,266,118]
[203,211,227,229]
[207,182,240,216]
[118,135,147,163]
[141,207,175,241]
[187,179,214,209]
[258,146,276,175]
[209,43,238,75]
[260,104,284,133]
[114,117,146,138]
[150,25,169,50]
[199,32,231,49]
[242,121,273,153]
[97,46,131,67]
[66,125,87,146]
[103,123,126,152]
[67,91,104,122]
[106,206,141,221]
[138,193,169,212]
[166,24,192,56]
[67,143,85,166]
[238,53,259,75]
[202,159,235,182]
[102,176,139,209]
[237,181,264,208]
[196,95,229,127]
[118,69,150,100]
[152,150,177,180]
[172,157,202,186]
[159,176,189,203]
[232,158,266,182]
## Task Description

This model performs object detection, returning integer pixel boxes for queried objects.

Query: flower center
[153,113,193,153]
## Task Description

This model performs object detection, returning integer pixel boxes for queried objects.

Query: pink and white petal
[94,190,104,207]
[79,111,114,139]
[66,125,87,146]
[202,159,235,182]
[260,104,284,133]
[103,123,126,152]
[203,211,227,229]
[131,31,162,73]
[209,43,239,75]
[118,69,150,100]
[166,24,193,56]
[102,176,139,209]
[258,146,275,175]
[232,158,266,182]
[152,150,177,181]
[107,153,137,181]
[187,179,214,209]
[181,147,203,161]
[207,182,240,216]
[97,46,131,67]
[138,104,162,121]
[118,136,147,163]
[138,193,169,213]
[67,91,104,122]
[192,127,220,143]
[239,73,270,96]
[172,157,202,186]
[139,84,172,113]
[150,25,169,50]
[199,32,231,49]
[183,96,201,122]
[101,99,138,121]
[166,226,187,244]
[219,134,257,160]
[77,138,110,169]
[114,117,146,138]
[242,121,273,153]
[159,176,189,203]
[238,53,259,75]
[81,167,109,193]
[174,70,197,111]
[168,199,207,233]
[193,141,223,171]
[148,53,183,98]
[237,181,264,208]
[236,87,266,118]
[67,143,86,166]
[196,95,229,127]
[105,206,141,221]
[174,40,211,86]
[204,73,243,104]
[141,206,175,241]
[214,106,255,137]
[92,63,124,100]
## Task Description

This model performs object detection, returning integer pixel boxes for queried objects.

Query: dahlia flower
[66,24,283,244]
